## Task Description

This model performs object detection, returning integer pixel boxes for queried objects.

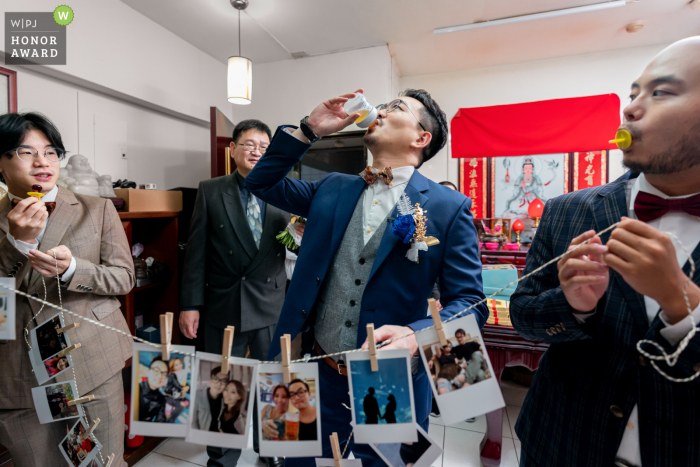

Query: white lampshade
[227,56,252,105]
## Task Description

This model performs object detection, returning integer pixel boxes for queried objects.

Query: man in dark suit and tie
[181,119,294,467]
[510,37,700,467]
[247,88,487,467]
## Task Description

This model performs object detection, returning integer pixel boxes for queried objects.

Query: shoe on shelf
[262,457,285,467]
[466,418,476,423]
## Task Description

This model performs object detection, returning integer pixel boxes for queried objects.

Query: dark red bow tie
[633,191,700,223]
[11,198,56,216]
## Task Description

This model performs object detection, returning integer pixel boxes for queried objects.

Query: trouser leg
[82,371,127,467]
[0,407,67,467]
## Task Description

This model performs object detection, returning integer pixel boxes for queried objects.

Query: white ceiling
[120,0,700,77]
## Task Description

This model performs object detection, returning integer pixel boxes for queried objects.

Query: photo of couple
[0,278,14,340]
[31,380,84,424]
[417,315,504,426]
[130,343,195,437]
[423,328,492,395]
[29,312,75,384]
[58,419,101,467]
[258,373,318,441]
[186,353,257,449]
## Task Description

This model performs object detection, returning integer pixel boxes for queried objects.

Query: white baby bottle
[343,92,378,129]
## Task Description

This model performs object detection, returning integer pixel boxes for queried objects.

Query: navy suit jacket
[510,171,700,467]
[246,127,488,360]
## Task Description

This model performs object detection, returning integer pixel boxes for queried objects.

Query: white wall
[13,66,210,190]
[234,46,395,130]
[401,44,669,184]
[0,0,232,123]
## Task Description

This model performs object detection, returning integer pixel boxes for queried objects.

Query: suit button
[15,262,22,267]
[242,276,246,281]
[610,405,624,418]
[359,258,365,265]
[350,300,356,306]
[301,310,307,318]
[693,362,700,373]
[229,251,233,255]
[555,324,563,333]
[220,224,224,229]
[267,278,271,282]
[31,293,38,298]
[546,328,553,336]
[345,321,352,328]
[277,253,281,257]
[638,355,648,367]
[355,279,361,286]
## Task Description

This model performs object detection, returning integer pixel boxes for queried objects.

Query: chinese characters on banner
[573,151,607,190]
[459,158,487,218]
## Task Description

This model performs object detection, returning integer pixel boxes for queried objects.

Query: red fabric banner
[459,158,487,218]
[451,94,621,158]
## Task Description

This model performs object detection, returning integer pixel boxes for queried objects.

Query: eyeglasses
[237,143,269,154]
[149,367,168,378]
[12,146,65,163]
[289,388,308,399]
[376,99,426,131]
[211,376,229,385]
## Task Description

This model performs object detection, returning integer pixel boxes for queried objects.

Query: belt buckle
[337,362,347,375]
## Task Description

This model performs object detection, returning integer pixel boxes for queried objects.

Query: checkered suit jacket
[0,187,134,408]
[510,171,700,467]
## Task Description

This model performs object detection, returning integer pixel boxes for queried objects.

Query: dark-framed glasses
[211,376,229,385]
[239,143,269,154]
[289,388,308,399]
[376,99,426,131]
[12,146,65,163]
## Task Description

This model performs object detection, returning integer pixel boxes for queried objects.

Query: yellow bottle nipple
[609,129,632,150]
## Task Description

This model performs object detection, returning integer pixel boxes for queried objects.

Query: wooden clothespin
[330,432,342,467]
[67,394,95,407]
[105,453,115,467]
[366,324,378,372]
[221,326,235,376]
[428,298,448,347]
[281,334,292,383]
[57,343,81,358]
[87,418,100,438]
[160,312,174,361]
[56,322,80,334]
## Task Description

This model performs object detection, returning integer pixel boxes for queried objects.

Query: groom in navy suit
[247,88,487,466]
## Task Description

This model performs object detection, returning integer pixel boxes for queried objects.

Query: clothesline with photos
[1,222,698,465]
[2,221,699,384]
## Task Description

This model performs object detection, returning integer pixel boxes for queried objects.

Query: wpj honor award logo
[4,6,73,65]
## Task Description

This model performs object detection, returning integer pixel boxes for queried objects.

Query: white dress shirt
[362,166,415,245]
[576,173,700,465]
[6,186,77,283]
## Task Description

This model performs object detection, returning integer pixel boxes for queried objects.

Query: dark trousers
[284,350,431,467]
[204,323,275,466]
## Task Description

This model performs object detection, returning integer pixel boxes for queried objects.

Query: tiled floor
[135,379,528,467]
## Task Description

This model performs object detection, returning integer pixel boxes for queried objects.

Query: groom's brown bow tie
[360,166,394,186]
[11,198,56,216]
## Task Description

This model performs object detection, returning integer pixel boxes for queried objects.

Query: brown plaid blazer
[0,187,134,409]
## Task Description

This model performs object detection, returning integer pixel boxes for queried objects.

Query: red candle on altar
[512,219,525,244]
[528,199,545,228]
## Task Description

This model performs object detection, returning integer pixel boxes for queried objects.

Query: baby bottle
[343,92,378,129]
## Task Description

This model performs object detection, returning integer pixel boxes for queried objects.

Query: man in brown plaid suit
[0,112,133,466]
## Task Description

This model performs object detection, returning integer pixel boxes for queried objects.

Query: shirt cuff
[60,257,77,284]
[6,232,37,256]
[659,303,700,346]
[572,310,596,324]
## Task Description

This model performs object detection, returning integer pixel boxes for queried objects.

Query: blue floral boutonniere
[392,193,440,263]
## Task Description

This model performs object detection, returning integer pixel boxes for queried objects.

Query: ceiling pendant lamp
[228,0,252,105]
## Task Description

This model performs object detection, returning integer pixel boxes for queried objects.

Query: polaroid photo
[417,314,505,426]
[31,380,84,424]
[58,419,102,467]
[316,459,362,467]
[186,351,258,449]
[28,313,75,385]
[370,425,442,467]
[0,278,16,340]
[257,362,322,458]
[129,342,196,437]
[346,348,418,445]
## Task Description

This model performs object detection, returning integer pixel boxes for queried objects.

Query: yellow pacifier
[27,184,45,199]
[609,129,632,150]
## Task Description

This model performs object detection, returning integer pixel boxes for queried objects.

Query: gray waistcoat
[315,192,390,359]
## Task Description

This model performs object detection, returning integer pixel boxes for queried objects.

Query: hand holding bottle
[302,89,364,139]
